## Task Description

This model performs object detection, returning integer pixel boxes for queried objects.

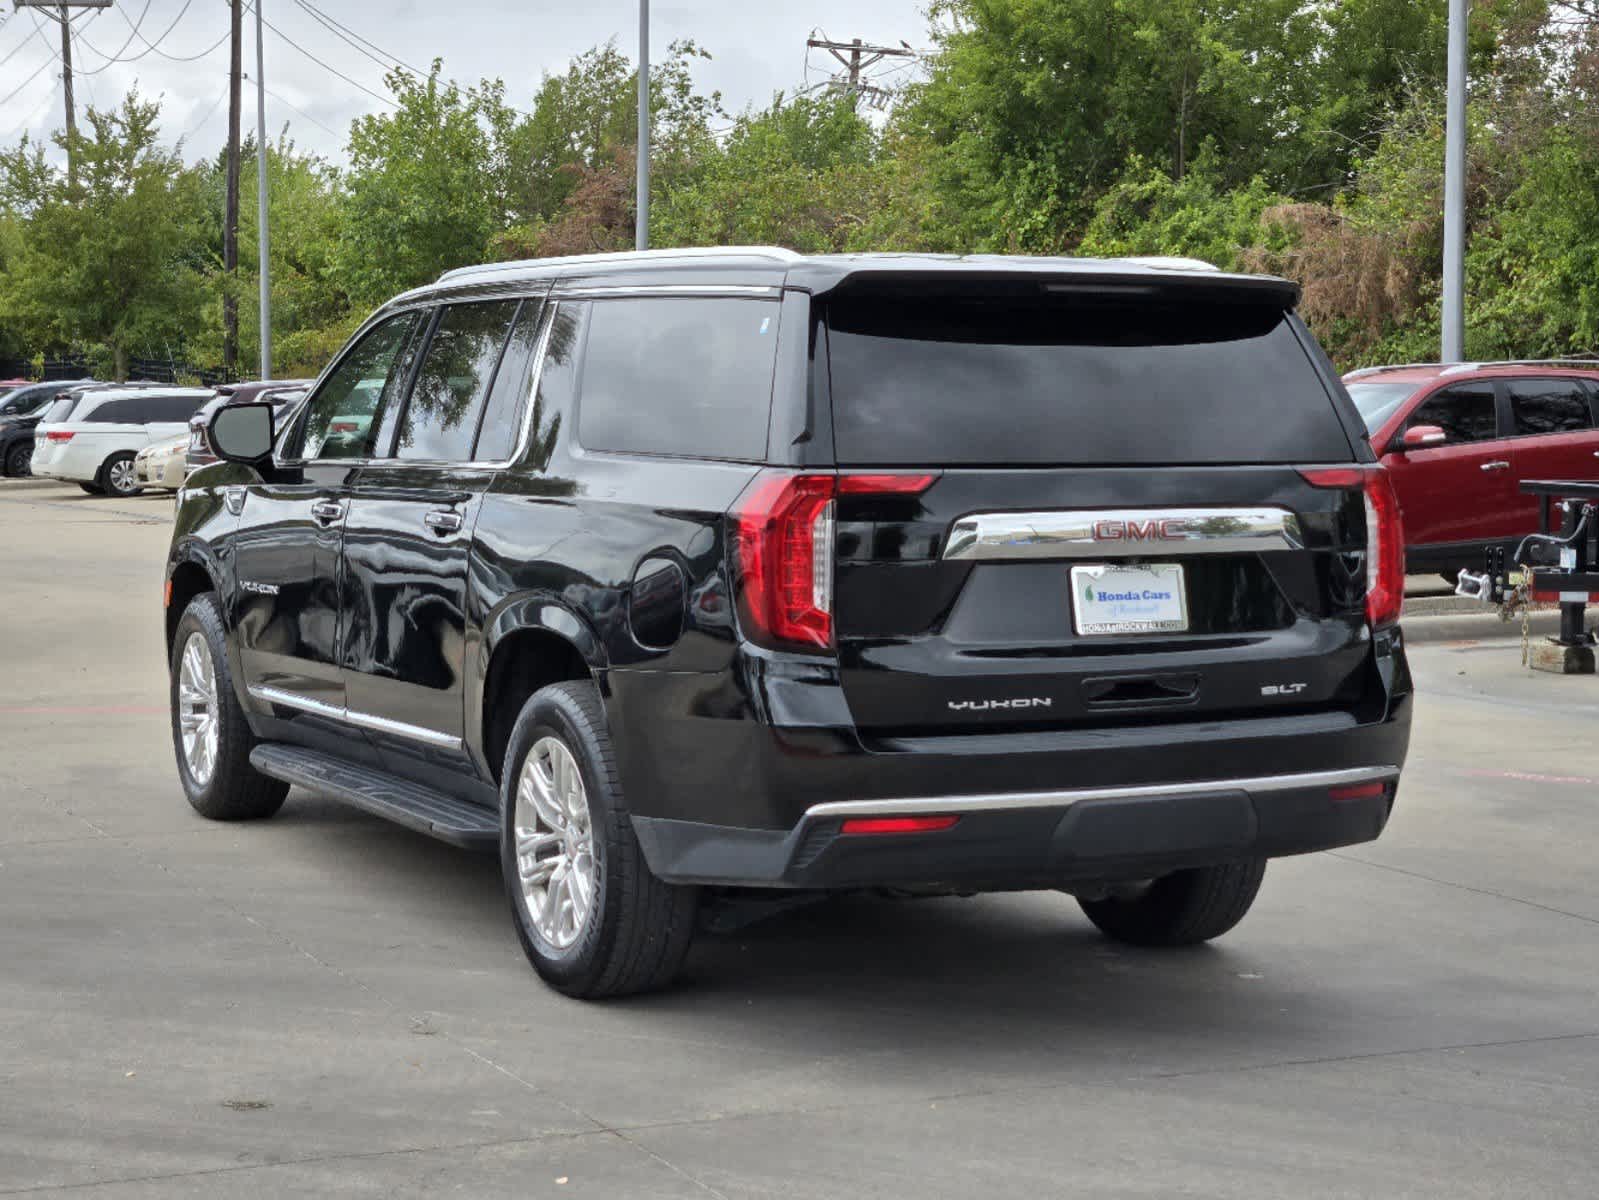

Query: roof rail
[1342,363,1446,379]
[1116,255,1221,272]
[437,245,803,284]
[1439,358,1599,376]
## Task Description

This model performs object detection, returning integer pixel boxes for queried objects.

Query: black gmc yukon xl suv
[165,248,1412,997]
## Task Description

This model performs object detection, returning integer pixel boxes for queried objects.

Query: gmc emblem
[1092,518,1191,541]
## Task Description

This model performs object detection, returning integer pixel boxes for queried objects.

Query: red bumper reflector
[840,815,961,835]
[1328,781,1387,802]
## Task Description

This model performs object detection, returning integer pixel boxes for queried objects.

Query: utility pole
[15,1,111,188]
[1441,0,1468,362]
[635,0,649,251]
[805,35,916,111]
[224,0,243,378]
[255,0,272,380]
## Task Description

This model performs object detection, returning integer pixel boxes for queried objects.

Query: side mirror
[209,401,275,464]
[1401,424,1447,449]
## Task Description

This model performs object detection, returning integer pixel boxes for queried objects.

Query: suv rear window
[826,295,1354,465]
[40,396,79,423]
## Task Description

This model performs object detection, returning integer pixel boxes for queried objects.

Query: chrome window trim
[804,766,1399,820]
[558,284,781,299]
[274,299,559,474]
[942,506,1305,562]
[247,685,463,751]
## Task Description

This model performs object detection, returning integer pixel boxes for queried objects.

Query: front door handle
[310,499,345,525]
[424,509,463,535]
[1480,461,1511,472]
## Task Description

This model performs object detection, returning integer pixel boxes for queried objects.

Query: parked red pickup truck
[1344,361,1599,580]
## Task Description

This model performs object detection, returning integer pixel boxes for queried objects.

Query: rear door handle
[1480,461,1510,472]
[424,509,463,535]
[310,499,344,525]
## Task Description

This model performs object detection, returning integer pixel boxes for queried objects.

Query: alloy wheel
[177,632,220,786]
[108,457,137,496]
[513,736,597,950]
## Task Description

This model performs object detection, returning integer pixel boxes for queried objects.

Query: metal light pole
[1441,0,1468,363]
[635,0,649,251]
[255,0,272,379]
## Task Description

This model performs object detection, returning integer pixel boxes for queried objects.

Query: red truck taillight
[1299,466,1405,629]
[730,471,937,651]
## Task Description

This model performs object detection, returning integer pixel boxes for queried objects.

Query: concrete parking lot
[2,477,1597,1198]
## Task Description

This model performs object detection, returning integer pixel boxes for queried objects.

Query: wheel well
[165,561,215,652]
[481,629,593,783]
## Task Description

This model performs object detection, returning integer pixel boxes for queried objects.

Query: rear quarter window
[826,294,1355,466]
[576,296,778,461]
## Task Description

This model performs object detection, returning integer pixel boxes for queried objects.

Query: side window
[473,299,546,463]
[394,299,521,461]
[299,313,419,461]
[1408,384,1498,445]
[577,297,779,461]
[1507,378,1592,436]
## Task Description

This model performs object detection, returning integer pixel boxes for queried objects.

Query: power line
[0,51,59,112]
[292,0,430,80]
[0,23,47,72]
[254,78,339,137]
[246,1,397,109]
[115,0,231,65]
[74,0,156,76]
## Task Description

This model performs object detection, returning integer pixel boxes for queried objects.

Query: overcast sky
[0,1,931,166]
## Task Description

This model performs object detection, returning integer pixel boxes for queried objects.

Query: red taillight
[44,430,74,442]
[1300,465,1405,629]
[840,815,961,835]
[731,470,938,651]
[1328,780,1388,802]
[329,421,358,433]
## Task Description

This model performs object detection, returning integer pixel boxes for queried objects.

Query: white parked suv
[31,386,213,497]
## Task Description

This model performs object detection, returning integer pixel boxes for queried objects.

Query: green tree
[335,63,518,310]
[0,93,206,379]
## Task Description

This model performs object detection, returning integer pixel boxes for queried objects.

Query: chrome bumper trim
[803,765,1399,820]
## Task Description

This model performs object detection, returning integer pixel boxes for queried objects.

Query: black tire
[99,450,142,497]
[1078,859,1266,947]
[169,592,288,821]
[4,441,31,477]
[500,680,697,998]
[78,482,104,495]
[1439,569,1462,587]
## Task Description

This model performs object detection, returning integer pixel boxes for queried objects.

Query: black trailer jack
[1456,479,1599,673]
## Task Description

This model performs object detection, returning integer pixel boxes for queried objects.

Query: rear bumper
[631,765,1398,888]
[609,631,1413,888]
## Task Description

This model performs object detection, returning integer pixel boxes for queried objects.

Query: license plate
[1071,563,1188,635]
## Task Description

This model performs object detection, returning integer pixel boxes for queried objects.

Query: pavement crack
[1328,850,1599,928]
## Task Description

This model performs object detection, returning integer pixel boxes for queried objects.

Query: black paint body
[165,252,1412,889]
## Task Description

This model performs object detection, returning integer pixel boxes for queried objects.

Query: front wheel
[1078,859,1266,947]
[100,451,142,498]
[501,680,697,998]
[169,592,288,821]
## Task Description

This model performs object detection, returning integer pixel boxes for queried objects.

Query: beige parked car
[133,432,190,491]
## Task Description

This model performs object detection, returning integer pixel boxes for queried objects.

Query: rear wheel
[100,451,141,498]
[501,680,697,998]
[1078,859,1266,947]
[169,592,287,821]
[4,441,31,477]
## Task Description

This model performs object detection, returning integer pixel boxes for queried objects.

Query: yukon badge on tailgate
[948,697,1054,712]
